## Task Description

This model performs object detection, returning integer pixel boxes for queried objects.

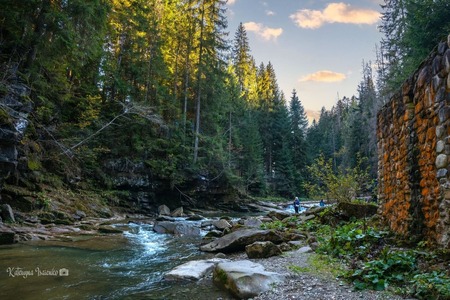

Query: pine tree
[272,95,294,197]
[289,89,309,195]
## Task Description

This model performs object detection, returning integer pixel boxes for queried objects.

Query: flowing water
[0,222,233,300]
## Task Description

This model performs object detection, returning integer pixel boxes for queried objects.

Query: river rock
[200,229,283,253]
[156,215,176,222]
[212,219,231,230]
[98,225,123,234]
[185,214,204,221]
[204,230,223,238]
[158,204,171,216]
[267,209,291,220]
[171,207,184,217]
[240,217,263,228]
[164,258,228,281]
[0,204,15,223]
[245,241,282,258]
[213,260,285,299]
[73,210,86,221]
[153,221,200,236]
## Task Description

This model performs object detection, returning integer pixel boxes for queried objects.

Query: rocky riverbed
[0,202,418,299]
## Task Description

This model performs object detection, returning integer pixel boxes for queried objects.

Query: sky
[225,0,384,119]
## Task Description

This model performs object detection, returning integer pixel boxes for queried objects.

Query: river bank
[1,201,448,299]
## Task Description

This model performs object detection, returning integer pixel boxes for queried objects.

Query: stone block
[436,154,448,169]
[433,55,443,76]
[436,125,445,138]
[447,74,450,92]
[437,140,445,153]
[437,168,448,178]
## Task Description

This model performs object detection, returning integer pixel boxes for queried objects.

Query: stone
[0,204,15,223]
[245,241,282,258]
[436,154,448,169]
[239,217,263,228]
[417,66,430,88]
[213,260,285,299]
[437,168,448,178]
[156,215,176,222]
[439,107,450,123]
[158,205,171,216]
[98,226,123,234]
[433,56,443,76]
[165,258,228,281]
[212,219,231,230]
[447,74,450,92]
[200,229,283,253]
[185,214,204,221]
[296,246,313,253]
[204,230,223,238]
[445,49,450,75]
[153,221,200,236]
[266,209,291,220]
[437,140,445,153]
[171,207,184,217]
[338,202,378,219]
[73,210,86,220]
[438,42,447,55]
[436,125,445,139]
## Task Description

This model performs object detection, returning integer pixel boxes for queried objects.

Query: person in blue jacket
[293,197,300,213]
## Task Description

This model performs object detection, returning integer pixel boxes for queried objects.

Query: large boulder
[267,209,291,221]
[239,217,263,228]
[245,241,282,259]
[212,219,232,230]
[338,202,378,219]
[164,258,228,281]
[200,229,283,253]
[153,221,200,236]
[171,207,184,217]
[158,205,171,216]
[213,260,284,299]
[0,204,15,223]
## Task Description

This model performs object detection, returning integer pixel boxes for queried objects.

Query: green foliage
[349,250,417,291]
[378,0,450,94]
[260,220,285,230]
[36,192,52,211]
[410,271,450,299]
[318,221,388,260]
[304,154,370,203]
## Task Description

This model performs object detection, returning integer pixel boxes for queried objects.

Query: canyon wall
[377,35,450,248]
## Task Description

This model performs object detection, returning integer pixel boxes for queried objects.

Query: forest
[1,0,450,204]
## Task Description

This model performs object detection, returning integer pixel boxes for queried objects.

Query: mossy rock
[38,211,74,225]
[0,108,12,125]
[338,201,378,219]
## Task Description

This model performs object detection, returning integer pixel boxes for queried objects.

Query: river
[0,222,234,300]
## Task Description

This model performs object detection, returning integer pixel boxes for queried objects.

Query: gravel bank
[227,248,414,300]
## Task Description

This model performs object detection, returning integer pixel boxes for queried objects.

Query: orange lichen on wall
[377,36,450,248]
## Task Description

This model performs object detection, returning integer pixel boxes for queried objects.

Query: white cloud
[290,2,380,29]
[299,71,347,82]
[227,0,236,5]
[266,10,275,16]
[243,22,283,41]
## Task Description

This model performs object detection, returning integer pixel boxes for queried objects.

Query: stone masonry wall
[377,35,450,248]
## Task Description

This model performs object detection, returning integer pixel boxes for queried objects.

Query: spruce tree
[289,89,309,195]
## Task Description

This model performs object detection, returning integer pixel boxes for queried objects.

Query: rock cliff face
[377,34,450,248]
[0,72,32,190]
